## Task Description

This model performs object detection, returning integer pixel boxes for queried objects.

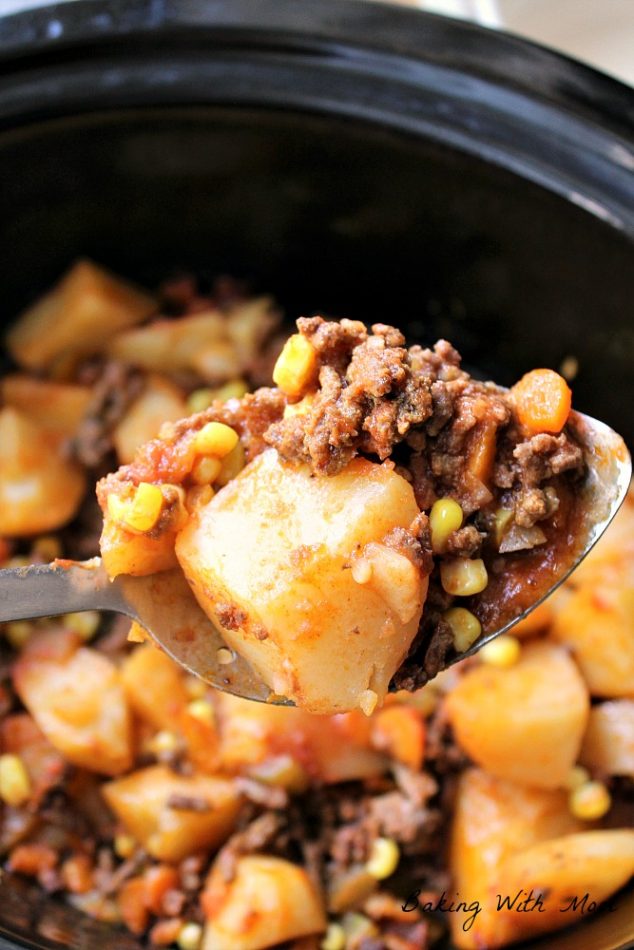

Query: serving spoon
[0,411,630,704]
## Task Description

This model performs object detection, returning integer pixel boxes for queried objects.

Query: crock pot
[0,2,632,948]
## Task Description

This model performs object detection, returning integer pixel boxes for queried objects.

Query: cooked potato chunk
[449,768,581,949]
[580,701,634,777]
[217,693,386,783]
[99,518,179,578]
[6,260,155,370]
[202,855,326,950]
[113,375,186,463]
[13,640,132,776]
[176,450,427,714]
[445,642,589,788]
[0,408,86,536]
[0,374,91,446]
[497,830,634,943]
[120,644,189,730]
[108,311,226,375]
[102,765,241,862]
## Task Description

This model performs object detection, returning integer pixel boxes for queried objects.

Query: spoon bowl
[0,409,630,704]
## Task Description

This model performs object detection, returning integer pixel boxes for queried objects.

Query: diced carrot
[61,853,93,894]
[467,421,497,486]
[511,368,572,435]
[8,843,58,876]
[142,864,180,915]
[148,918,184,945]
[371,706,426,771]
[118,876,150,935]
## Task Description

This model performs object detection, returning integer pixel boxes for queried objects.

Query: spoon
[0,410,630,704]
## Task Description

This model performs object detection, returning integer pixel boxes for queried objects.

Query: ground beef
[72,360,144,468]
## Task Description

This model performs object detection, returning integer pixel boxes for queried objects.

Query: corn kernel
[114,834,137,859]
[64,611,100,641]
[147,730,179,756]
[194,422,239,458]
[177,921,203,950]
[430,498,463,553]
[566,765,591,790]
[249,754,309,793]
[321,922,346,950]
[444,606,482,653]
[217,647,234,665]
[185,485,214,512]
[365,837,400,879]
[216,440,245,486]
[186,388,215,414]
[479,634,521,668]
[127,621,149,643]
[191,455,222,485]
[342,912,379,942]
[5,620,33,649]
[273,333,317,398]
[33,535,62,562]
[7,556,30,569]
[126,482,165,533]
[212,379,248,403]
[283,393,315,419]
[569,780,611,821]
[186,700,215,726]
[0,753,32,806]
[185,675,207,699]
[494,508,514,546]
[359,689,378,717]
[440,557,488,596]
[351,558,372,585]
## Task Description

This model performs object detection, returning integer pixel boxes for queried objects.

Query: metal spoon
[0,410,630,703]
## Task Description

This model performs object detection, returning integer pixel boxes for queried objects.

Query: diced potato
[0,408,86,536]
[6,260,155,370]
[580,701,634,777]
[113,375,186,464]
[120,644,189,730]
[191,340,243,385]
[496,830,634,943]
[99,518,179,578]
[108,311,226,375]
[551,573,634,698]
[445,642,589,788]
[226,296,279,365]
[449,768,581,949]
[176,450,427,715]
[217,693,386,783]
[102,765,241,862]
[0,713,65,801]
[0,374,91,446]
[13,641,132,775]
[202,855,326,950]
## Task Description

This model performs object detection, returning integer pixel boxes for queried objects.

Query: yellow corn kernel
[5,620,33,649]
[430,498,463,553]
[147,730,179,756]
[273,333,317,398]
[185,485,214,513]
[359,689,379,717]
[33,535,62,562]
[186,388,215,414]
[440,557,488,596]
[216,440,245,487]
[212,379,249,403]
[194,421,239,458]
[351,557,373,585]
[566,765,591,790]
[64,610,100,641]
[177,922,203,950]
[114,834,137,859]
[365,837,400,880]
[479,634,521,668]
[184,674,207,699]
[342,912,379,943]
[283,393,315,419]
[191,455,222,486]
[248,754,309,793]
[494,508,514,546]
[569,780,612,821]
[0,753,32,806]
[186,699,215,726]
[126,482,165,533]
[444,606,482,653]
[321,922,346,950]
[127,621,149,643]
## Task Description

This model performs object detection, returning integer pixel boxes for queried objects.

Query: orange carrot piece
[512,368,572,434]
[118,877,150,935]
[8,843,58,876]
[142,864,180,915]
[371,706,426,771]
[467,421,497,486]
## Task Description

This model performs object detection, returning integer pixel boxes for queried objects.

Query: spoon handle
[0,558,121,622]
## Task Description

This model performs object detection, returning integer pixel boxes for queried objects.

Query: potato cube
[113,375,186,463]
[0,374,91,446]
[202,855,326,950]
[0,408,86,536]
[99,518,179,578]
[120,644,189,730]
[445,641,589,788]
[102,765,241,862]
[449,768,581,949]
[580,701,634,777]
[176,450,427,714]
[13,643,132,775]
[6,260,155,369]
[108,311,226,375]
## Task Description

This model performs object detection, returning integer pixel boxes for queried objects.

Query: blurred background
[2,0,633,86]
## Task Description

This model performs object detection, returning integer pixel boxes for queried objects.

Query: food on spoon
[97,317,586,713]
